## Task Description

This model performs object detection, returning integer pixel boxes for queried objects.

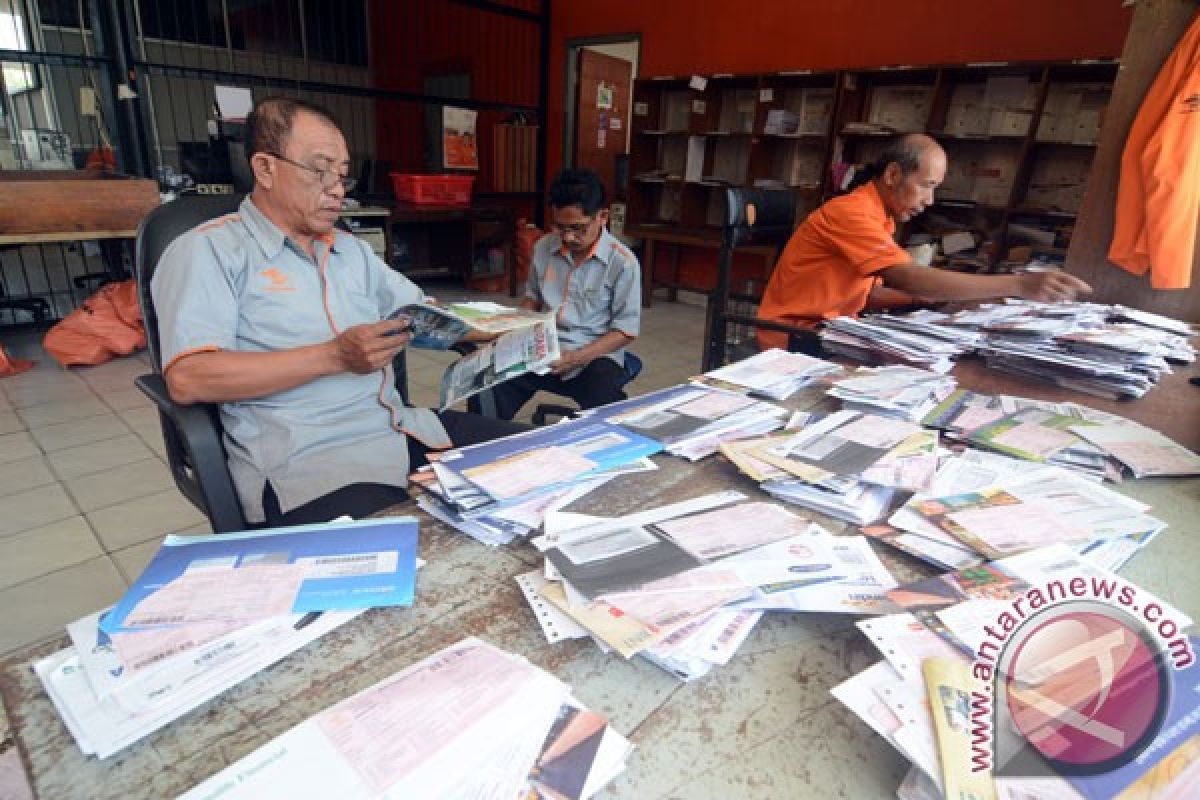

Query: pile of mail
[518,492,898,682]
[37,518,421,759]
[818,301,1196,400]
[692,347,842,400]
[179,638,631,800]
[872,450,1167,573]
[832,545,1197,800]
[588,383,792,460]
[827,365,958,421]
[724,409,939,525]
[819,315,979,373]
[413,416,664,547]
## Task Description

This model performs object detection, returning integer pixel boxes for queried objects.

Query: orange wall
[548,0,1134,289]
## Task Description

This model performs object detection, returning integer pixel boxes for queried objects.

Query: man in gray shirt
[487,169,641,421]
[152,97,522,526]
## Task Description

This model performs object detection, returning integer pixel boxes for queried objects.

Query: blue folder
[100,517,419,634]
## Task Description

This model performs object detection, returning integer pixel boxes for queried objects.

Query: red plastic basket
[390,173,475,206]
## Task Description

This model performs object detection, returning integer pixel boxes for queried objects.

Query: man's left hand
[549,349,590,376]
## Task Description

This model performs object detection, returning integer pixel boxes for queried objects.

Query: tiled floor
[0,285,708,658]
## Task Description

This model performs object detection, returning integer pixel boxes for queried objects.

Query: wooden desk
[2,372,1197,798]
[625,224,782,308]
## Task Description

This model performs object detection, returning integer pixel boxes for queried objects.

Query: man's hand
[333,320,412,374]
[1015,271,1092,303]
[548,348,590,376]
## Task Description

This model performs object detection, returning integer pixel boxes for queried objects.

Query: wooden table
[388,203,516,295]
[625,224,783,308]
[2,372,1198,798]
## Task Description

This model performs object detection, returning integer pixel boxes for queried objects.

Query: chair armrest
[135,374,247,533]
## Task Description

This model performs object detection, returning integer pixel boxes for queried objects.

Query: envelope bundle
[36,518,420,759]
[179,638,632,800]
[518,492,898,682]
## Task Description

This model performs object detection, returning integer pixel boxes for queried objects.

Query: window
[1,0,39,94]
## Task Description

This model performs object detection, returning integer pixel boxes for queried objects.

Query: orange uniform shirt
[1109,10,1200,290]
[756,182,908,350]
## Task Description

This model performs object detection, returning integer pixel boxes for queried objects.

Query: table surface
[3,369,1198,799]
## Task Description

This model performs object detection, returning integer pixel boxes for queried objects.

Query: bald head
[873,133,946,222]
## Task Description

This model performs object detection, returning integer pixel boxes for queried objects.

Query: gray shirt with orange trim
[151,196,450,524]
[525,227,641,376]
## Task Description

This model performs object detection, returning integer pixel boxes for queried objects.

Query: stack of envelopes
[179,637,632,800]
[517,492,898,681]
[36,517,421,759]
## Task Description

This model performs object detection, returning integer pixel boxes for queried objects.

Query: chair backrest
[137,194,245,371]
[703,188,798,371]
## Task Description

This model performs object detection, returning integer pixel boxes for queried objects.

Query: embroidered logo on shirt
[261,267,295,292]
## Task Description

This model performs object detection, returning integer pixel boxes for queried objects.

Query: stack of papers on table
[819,316,969,373]
[589,383,790,460]
[414,418,663,546]
[1069,419,1200,478]
[827,365,958,421]
[518,493,898,681]
[36,517,420,759]
[692,348,842,400]
[886,463,1166,561]
[833,546,1195,799]
[178,638,631,800]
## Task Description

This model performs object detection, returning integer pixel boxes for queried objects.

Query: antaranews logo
[963,575,1194,783]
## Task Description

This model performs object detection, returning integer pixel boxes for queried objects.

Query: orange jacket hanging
[1109,11,1200,290]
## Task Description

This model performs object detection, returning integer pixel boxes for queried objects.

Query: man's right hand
[1015,271,1093,304]
[332,320,412,374]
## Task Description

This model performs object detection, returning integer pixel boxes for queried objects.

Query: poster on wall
[443,105,478,170]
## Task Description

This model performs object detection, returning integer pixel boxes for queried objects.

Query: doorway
[563,35,639,217]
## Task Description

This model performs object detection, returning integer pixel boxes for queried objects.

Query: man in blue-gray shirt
[153,97,520,526]
[488,169,641,421]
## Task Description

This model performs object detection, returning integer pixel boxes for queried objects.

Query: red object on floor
[0,345,35,377]
[42,280,146,367]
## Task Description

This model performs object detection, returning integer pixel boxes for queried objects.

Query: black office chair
[134,194,249,533]
[135,195,413,532]
[701,188,819,371]
[531,352,644,426]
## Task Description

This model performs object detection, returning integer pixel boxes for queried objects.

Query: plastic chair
[531,352,643,426]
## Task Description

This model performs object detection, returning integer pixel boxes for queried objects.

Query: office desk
[2,374,1198,798]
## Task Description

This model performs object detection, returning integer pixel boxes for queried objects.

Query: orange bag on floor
[0,345,35,378]
[42,280,146,368]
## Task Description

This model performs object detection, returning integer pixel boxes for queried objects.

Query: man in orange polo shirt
[756,134,1091,351]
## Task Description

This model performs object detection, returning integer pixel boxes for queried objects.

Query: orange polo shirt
[756,182,909,350]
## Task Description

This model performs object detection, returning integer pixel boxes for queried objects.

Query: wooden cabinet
[626,60,1117,274]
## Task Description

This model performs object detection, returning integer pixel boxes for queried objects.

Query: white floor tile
[0,516,103,591]
[86,487,206,551]
[0,484,78,539]
[63,457,174,513]
[17,396,113,429]
[29,413,132,453]
[0,556,127,656]
[45,433,156,480]
[0,431,40,465]
[0,456,57,499]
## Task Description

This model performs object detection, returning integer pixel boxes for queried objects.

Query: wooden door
[573,48,633,200]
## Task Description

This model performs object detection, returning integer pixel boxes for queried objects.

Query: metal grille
[0,0,549,328]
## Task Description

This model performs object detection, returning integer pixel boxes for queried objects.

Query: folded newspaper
[440,315,560,409]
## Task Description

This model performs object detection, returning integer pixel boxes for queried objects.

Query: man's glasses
[267,152,357,192]
[549,219,595,237]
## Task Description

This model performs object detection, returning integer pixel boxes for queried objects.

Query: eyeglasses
[266,152,357,192]
[549,219,595,237]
